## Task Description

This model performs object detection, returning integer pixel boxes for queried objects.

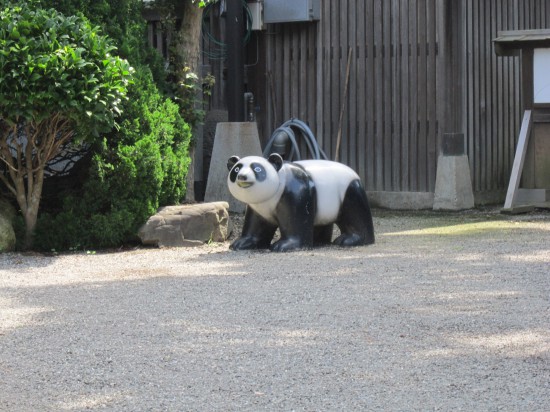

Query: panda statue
[227,153,375,252]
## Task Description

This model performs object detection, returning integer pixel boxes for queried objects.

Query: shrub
[0,1,133,249]
[34,68,190,251]
[10,0,195,251]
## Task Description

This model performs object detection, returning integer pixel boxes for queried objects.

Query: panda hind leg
[334,180,375,246]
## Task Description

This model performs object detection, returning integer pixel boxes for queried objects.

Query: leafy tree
[0,3,132,249]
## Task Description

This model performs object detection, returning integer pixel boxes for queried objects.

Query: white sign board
[534,48,550,104]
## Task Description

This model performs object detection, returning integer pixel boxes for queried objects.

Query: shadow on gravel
[1,207,549,410]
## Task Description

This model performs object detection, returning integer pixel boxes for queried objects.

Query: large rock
[138,202,229,248]
[0,197,16,252]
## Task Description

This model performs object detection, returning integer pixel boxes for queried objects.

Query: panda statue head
[227,154,284,205]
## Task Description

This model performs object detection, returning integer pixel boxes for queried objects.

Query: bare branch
[0,172,17,197]
[0,139,18,172]
[0,125,22,187]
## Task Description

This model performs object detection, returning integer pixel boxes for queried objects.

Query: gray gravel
[1,209,549,411]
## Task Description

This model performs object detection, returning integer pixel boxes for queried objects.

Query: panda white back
[295,160,360,225]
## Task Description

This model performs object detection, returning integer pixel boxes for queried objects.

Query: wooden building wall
[200,0,550,202]
[263,0,442,194]
[464,0,550,196]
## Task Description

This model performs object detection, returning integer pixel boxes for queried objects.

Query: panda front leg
[271,217,314,252]
[271,223,313,252]
[230,207,277,250]
[334,180,375,246]
[270,188,316,252]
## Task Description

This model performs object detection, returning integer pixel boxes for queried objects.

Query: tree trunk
[175,2,203,203]
[23,207,39,250]
[177,2,202,74]
[1,119,56,250]
[21,168,44,250]
[185,143,195,202]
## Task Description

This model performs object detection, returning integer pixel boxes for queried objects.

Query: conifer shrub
[35,68,190,250]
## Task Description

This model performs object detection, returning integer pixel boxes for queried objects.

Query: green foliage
[0,1,134,249]
[0,2,133,135]
[0,0,195,251]
[139,0,215,128]
[176,66,215,130]
[39,0,171,94]
[34,68,191,251]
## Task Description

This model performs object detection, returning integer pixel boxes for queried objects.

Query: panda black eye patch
[229,163,243,183]
[250,163,266,181]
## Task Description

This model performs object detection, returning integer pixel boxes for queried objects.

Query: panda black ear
[227,156,240,171]
[267,153,284,171]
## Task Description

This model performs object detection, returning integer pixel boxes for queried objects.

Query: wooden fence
[199,0,550,201]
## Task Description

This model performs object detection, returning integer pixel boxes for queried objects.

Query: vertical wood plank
[474,0,483,192]
[320,0,331,152]
[356,0,367,181]
[417,0,434,192]
[290,25,299,118]
[391,0,400,191]
[408,0,419,191]
[339,0,350,165]
[315,2,325,147]
[328,0,341,159]
[277,24,285,127]
[373,1,384,190]
[383,0,393,190]
[426,0,438,192]
[492,0,500,191]
[365,0,379,190]
[400,0,410,191]
[347,0,358,170]
[299,26,307,120]
[307,24,317,133]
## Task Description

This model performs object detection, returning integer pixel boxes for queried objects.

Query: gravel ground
[0,208,549,411]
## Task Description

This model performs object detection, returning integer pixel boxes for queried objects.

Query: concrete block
[433,154,475,211]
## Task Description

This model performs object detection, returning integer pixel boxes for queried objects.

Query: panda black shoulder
[277,162,316,206]
[280,162,313,186]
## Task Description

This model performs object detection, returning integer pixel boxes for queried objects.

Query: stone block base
[433,155,475,211]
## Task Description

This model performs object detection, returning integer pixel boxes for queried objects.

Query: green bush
[0,1,134,249]
[38,0,170,92]
[21,0,193,251]
[35,68,191,250]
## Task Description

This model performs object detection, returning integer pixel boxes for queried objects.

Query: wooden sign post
[494,30,550,213]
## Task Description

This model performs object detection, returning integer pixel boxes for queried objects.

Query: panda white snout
[236,171,254,188]
[237,178,253,188]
